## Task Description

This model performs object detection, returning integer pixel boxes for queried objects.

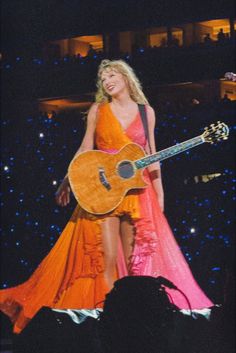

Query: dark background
[0,3,235,352]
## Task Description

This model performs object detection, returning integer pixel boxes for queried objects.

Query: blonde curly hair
[95,59,149,105]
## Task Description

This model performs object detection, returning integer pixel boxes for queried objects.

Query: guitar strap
[138,104,152,153]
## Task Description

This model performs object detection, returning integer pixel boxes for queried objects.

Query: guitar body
[68,121,229,215]
[68,143,147,214]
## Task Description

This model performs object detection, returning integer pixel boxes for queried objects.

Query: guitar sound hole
[117,161,135,179]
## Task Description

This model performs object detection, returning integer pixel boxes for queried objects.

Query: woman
[0,59,213,334]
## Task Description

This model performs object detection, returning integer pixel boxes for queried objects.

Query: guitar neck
[135,135,204,169]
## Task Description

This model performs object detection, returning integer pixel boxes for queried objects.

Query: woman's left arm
[145,105,164,212]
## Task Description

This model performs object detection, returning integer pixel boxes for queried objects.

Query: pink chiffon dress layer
[99,103,213,310]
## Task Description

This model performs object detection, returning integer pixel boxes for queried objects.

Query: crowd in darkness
[1,90,235,353]
[43,28,234,66]
[1,25,235,351]
[1,98,235,300]
[1,0,235,346]
[1,31,235,98]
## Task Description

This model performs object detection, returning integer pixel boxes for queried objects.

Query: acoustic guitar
[68,121,229,215]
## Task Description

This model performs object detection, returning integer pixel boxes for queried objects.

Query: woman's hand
[55,178,71,207]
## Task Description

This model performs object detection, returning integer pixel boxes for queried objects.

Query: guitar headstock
[224,72,236,82]
[202,121,229,144]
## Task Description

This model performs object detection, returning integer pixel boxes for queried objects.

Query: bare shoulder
[88,102,99,116]
[89,102,99,113]
[87,103,99,124]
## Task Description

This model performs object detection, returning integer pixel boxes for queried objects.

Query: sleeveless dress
[0,103,213,333]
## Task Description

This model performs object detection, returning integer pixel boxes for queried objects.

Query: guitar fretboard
[135,135,204,169]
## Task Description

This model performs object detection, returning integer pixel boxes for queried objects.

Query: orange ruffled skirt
[0,192,140,333]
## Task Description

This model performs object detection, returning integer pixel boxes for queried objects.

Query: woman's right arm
[55,103,99,207]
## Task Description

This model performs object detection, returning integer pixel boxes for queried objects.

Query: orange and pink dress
[0,103,213,333]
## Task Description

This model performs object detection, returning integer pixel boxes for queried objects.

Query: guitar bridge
[99,168,111,191]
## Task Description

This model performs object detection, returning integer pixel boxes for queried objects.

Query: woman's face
[101,68,128,97]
